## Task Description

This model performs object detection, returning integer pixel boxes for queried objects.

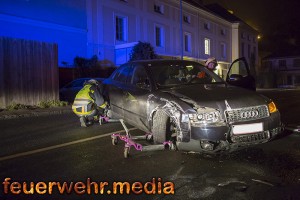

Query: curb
[0,107,73,120]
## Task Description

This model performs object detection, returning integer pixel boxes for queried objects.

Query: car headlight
[183,108,221,124]
[195,112,220,123]
[268,101,277,113]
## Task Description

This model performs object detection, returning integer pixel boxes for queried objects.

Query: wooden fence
[0,37,59,108]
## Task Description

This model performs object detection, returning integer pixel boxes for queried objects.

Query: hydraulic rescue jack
[111,119,176,158]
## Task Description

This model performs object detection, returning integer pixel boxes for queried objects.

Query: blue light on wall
[0,0,88,66]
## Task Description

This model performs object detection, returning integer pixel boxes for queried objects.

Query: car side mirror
[229,74,243,81]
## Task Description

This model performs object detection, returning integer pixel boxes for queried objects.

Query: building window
[115,16,127,41]
[287,75,292,84]
[279,60,286,66]
[248,35,252,41]
[112,65,131,83]
[241,32,246,39]
[154,4,164,14]
[155,25,164,47]
[221,43,226,58]
[204,22,210,30]
[184,33,192,52]
[221,28,226,36]
[204,38,210,55]
[183,15,191,24]
[294,59,300,67]
[278,60,286,69]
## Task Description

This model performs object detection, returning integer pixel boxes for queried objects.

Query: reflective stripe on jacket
[72,84,106,116]
[72,85,95,116]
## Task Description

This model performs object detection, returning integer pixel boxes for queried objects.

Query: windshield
[148,61,224,88]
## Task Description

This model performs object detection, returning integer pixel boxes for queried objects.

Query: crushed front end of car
[176,99,284,153]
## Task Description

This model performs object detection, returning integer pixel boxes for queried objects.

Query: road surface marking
[169,166,184,180]
[0,128,137,162]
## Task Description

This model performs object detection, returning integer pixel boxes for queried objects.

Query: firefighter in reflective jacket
[72,79,107,127]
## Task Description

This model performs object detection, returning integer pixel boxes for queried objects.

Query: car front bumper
[177,112,283,152]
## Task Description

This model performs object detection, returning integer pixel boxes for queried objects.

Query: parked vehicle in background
[103,59,283,153]
[59,78,104,102]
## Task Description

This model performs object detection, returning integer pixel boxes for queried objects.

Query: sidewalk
[0,106,73,120]
[256,87,300,91]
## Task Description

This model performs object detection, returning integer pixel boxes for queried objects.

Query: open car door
[226,57,256,91]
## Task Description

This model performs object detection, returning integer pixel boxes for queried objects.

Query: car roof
[61,77,104,88]
[73,77,104,81]
[127,59,203,66]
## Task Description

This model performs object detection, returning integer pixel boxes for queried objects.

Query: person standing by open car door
[72,79,108,127]
[205,57,218,71]
[193,57,218,80]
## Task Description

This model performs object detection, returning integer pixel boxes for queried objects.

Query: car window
[112,65,131,83]
[72,79,86,87]
[149,62,224,87]
[130,66,150,87]
[228,60,248,77]
[64,79,85,88]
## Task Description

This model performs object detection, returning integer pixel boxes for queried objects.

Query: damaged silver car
[103,59,283,153]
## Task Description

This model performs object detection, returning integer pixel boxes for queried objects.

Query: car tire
[152,110,170,144]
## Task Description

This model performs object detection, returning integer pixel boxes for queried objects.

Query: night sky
[203,0,300,54]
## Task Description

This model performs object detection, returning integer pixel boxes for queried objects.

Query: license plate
[232,123,263,135]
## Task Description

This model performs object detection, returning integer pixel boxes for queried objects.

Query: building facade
[0,0,258,77]
[86,0,258,78]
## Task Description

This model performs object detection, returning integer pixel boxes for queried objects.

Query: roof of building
[183,0,210,11]
[263,50,300,60]
[183,1,250,26]
[204,3,243,23]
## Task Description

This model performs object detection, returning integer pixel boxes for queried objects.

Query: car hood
[161,84,268,111]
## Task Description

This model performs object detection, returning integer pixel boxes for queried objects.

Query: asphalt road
[0,89,300,200]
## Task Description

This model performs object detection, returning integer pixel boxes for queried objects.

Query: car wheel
[152,110,171,144]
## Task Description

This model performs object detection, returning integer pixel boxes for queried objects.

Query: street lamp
[257,35,261,40]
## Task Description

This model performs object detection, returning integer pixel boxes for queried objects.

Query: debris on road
[217,180,247,187]
[251,179,274,186]
[217,180,248,192]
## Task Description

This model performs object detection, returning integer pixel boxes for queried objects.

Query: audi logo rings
[240,110,259,118]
